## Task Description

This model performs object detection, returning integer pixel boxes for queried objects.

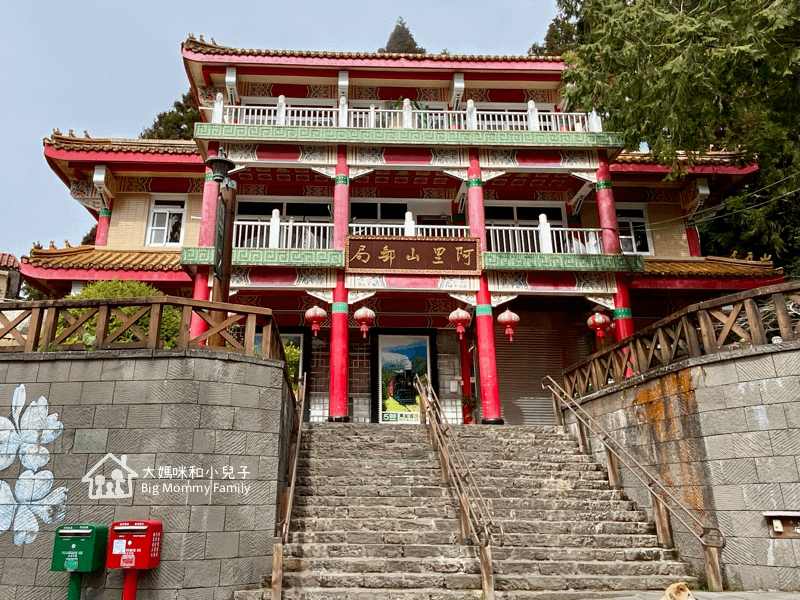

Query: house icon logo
[82,453,139,500]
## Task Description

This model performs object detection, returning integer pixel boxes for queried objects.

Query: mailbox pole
[67,572,82,600]
[123,570,140,600]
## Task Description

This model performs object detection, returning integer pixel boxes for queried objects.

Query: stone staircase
[257,422,694,599]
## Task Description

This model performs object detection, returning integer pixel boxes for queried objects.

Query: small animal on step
[660,582,695,600]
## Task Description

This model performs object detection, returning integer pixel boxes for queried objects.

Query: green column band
[99,208,112,217]
[466,178,483,188]
[334,175,349,185]
[613,307,633,319]
[595,180,612,191]
[332,302,349,313]
[475,304,493,316]
[204,172,215,182]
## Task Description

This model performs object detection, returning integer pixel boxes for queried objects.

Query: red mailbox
[107,520,162,570]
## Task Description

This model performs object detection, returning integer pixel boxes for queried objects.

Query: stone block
[6,361,39,383]
[167,357,195,380]
[106,428,143,454]
[101,359,135,381]
[161,405,201,428]
[704,434,738,460]
[182,559,221,588]
[149,506,191,532]
[735,355,777,382]
[244,363,272,387]
[68,359,103,382]
[772,350,800,376]
[35,360,71,383]
[702,361,738,388]
[113,380,149,404]
[51,454,88,479]
[192,430,215,453]
[147,379,199,404]
[238,530,272,556]
[770,428,800,457]
[160,532,206,561]
[194,359,246,384]
[732,431,773,459]
[60,405,95,429]
[205,532,240,559]
[134,358,169,382]
[233,407,262,431]
[758,376,800,405]
[190,506,226,532]
[712,485,746,510]
[140,428,194,453]
[73,428,108,453]
[198,382,232,406]
[755,456,799,483]
[722,380,762,408]
[744,404,789,431]
[215,431,248,454]
[231,383,260,408]
[79,505,117,524]
[48,382,84,405]
[114,505,151,522]
[751,537,796,568]
[81,380,115,404]
[0,361,8,383]
[0,558,39,585]
[224,506,255,531]
[219,557,254,586]
[261,410,281,434]
[730,510,770,538]
[785,403,800,428]
[259,387,282,411]
[200,405,234,430]
[707,458,758,485]
[699,408,747,435]
[126,404,163,429]
[94,404,129,428]
[742,483,785,511]
[140,559,185,590]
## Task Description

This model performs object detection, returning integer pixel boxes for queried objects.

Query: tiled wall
[565,343,800,591]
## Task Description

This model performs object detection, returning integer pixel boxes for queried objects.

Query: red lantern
[587,312,612,342]
[353,306,376,339]
[304,305,327,337]
[497,309,520,342]
[448,307,471,340]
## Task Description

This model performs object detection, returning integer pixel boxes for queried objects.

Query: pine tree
[378,17,426,54]
[140,91,201,140]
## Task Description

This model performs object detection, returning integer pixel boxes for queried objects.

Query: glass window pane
[380,203,408,220]
[152,212,167,228]
[150,229,166,245]
[351,203,378,220]
[517,206,563,223]
[168,213,183,243]
[632,222,649,252]
[485,206,514,221]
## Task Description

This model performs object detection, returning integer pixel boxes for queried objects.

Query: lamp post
[204,151,238,303]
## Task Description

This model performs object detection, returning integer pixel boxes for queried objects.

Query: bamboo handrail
[414,374,503,600]
[271,373,307,600]
[542,375,726,591]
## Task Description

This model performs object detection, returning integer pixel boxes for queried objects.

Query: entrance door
[376,334,432,424]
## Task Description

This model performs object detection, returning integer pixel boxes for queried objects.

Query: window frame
[615,203,654,256]
[146,196,186,247]
[483,201,567,227]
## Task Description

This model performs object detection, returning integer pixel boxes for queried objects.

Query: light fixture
[497,309,520,342]
[304,305,328,337]
[587,312,612,342]
[204,151,236,183]
[448,307,471,340]
[353,306,376,339]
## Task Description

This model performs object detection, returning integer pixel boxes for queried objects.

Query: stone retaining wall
[0,349,293,600]
[563,342,799,591]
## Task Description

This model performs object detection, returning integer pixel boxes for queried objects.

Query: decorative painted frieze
[69,180,104,212]
[482,252,644,272]
[229,267,337,289]
[487,271,618,295]
[194,123,624,149]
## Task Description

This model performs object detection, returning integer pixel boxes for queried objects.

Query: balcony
[233,214,605,255]
[208,97,602,134]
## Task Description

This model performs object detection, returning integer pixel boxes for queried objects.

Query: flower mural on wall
[0,384,68,546]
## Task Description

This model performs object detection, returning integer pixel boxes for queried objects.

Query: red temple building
[23,36,784,425]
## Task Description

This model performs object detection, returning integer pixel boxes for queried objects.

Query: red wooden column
[190,143,220,338]
[686,222,702,257]
[459,336,473,424]
[467,149,503,425]
[95,201,113,246]
[596,150,634,339]
[329,145,350,422]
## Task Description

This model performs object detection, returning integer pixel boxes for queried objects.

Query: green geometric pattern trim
[182,247,344,267]
[595,180,613,191]
[334,175,349,185]
[475,304,493,316]
[204,172,215,182]
[613,307,633,319]
[99,209,112,218]
[482,252,644,273]
[194,123,624,149]
[332,302,348,314]
[466,178,483,188]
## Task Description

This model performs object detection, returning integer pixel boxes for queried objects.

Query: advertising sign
[378,335,430,424]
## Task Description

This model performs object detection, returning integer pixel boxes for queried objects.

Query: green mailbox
[51,523,108,573]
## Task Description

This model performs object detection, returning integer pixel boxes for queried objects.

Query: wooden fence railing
[563,282,799,398]
[0,296,287,362]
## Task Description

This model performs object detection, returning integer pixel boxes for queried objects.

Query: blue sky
[0,0,556,266]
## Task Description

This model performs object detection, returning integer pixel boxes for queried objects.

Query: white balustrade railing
[349,223,405,237]
[208,95,602,132]
[551,227,604,254]
[486,225,541,253]
[234,220,333,250]
[234,221,273,248]
[414,225,471,238]
[486,225,604,254]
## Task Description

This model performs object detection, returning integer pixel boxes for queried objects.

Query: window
[616,206,653,254]
[484,203,565,226]
[147,199,185,246]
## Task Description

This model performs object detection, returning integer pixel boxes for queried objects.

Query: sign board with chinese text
[346,236,481,275]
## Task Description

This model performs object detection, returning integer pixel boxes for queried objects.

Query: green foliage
[63,280,181,349]
[283,341,301,390]
[378,17,426,54]
[81,225,97,246]
[21,283,52,301]
[529,0,587,55]
[140,91,201,140]
[561,0,799,274]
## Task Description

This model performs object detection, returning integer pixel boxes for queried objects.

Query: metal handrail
[541,374,726,591]
[414,374,503,600]
[270,373,307,600]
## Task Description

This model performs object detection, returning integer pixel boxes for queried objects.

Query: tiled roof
[0,254,20,269]
[182,36,561,63]
[22,246,184,272]
[616,151,747,167]
[44,133,199,154]
[642,256,783,278]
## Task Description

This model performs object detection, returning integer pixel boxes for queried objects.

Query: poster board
[378,334,430,424]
